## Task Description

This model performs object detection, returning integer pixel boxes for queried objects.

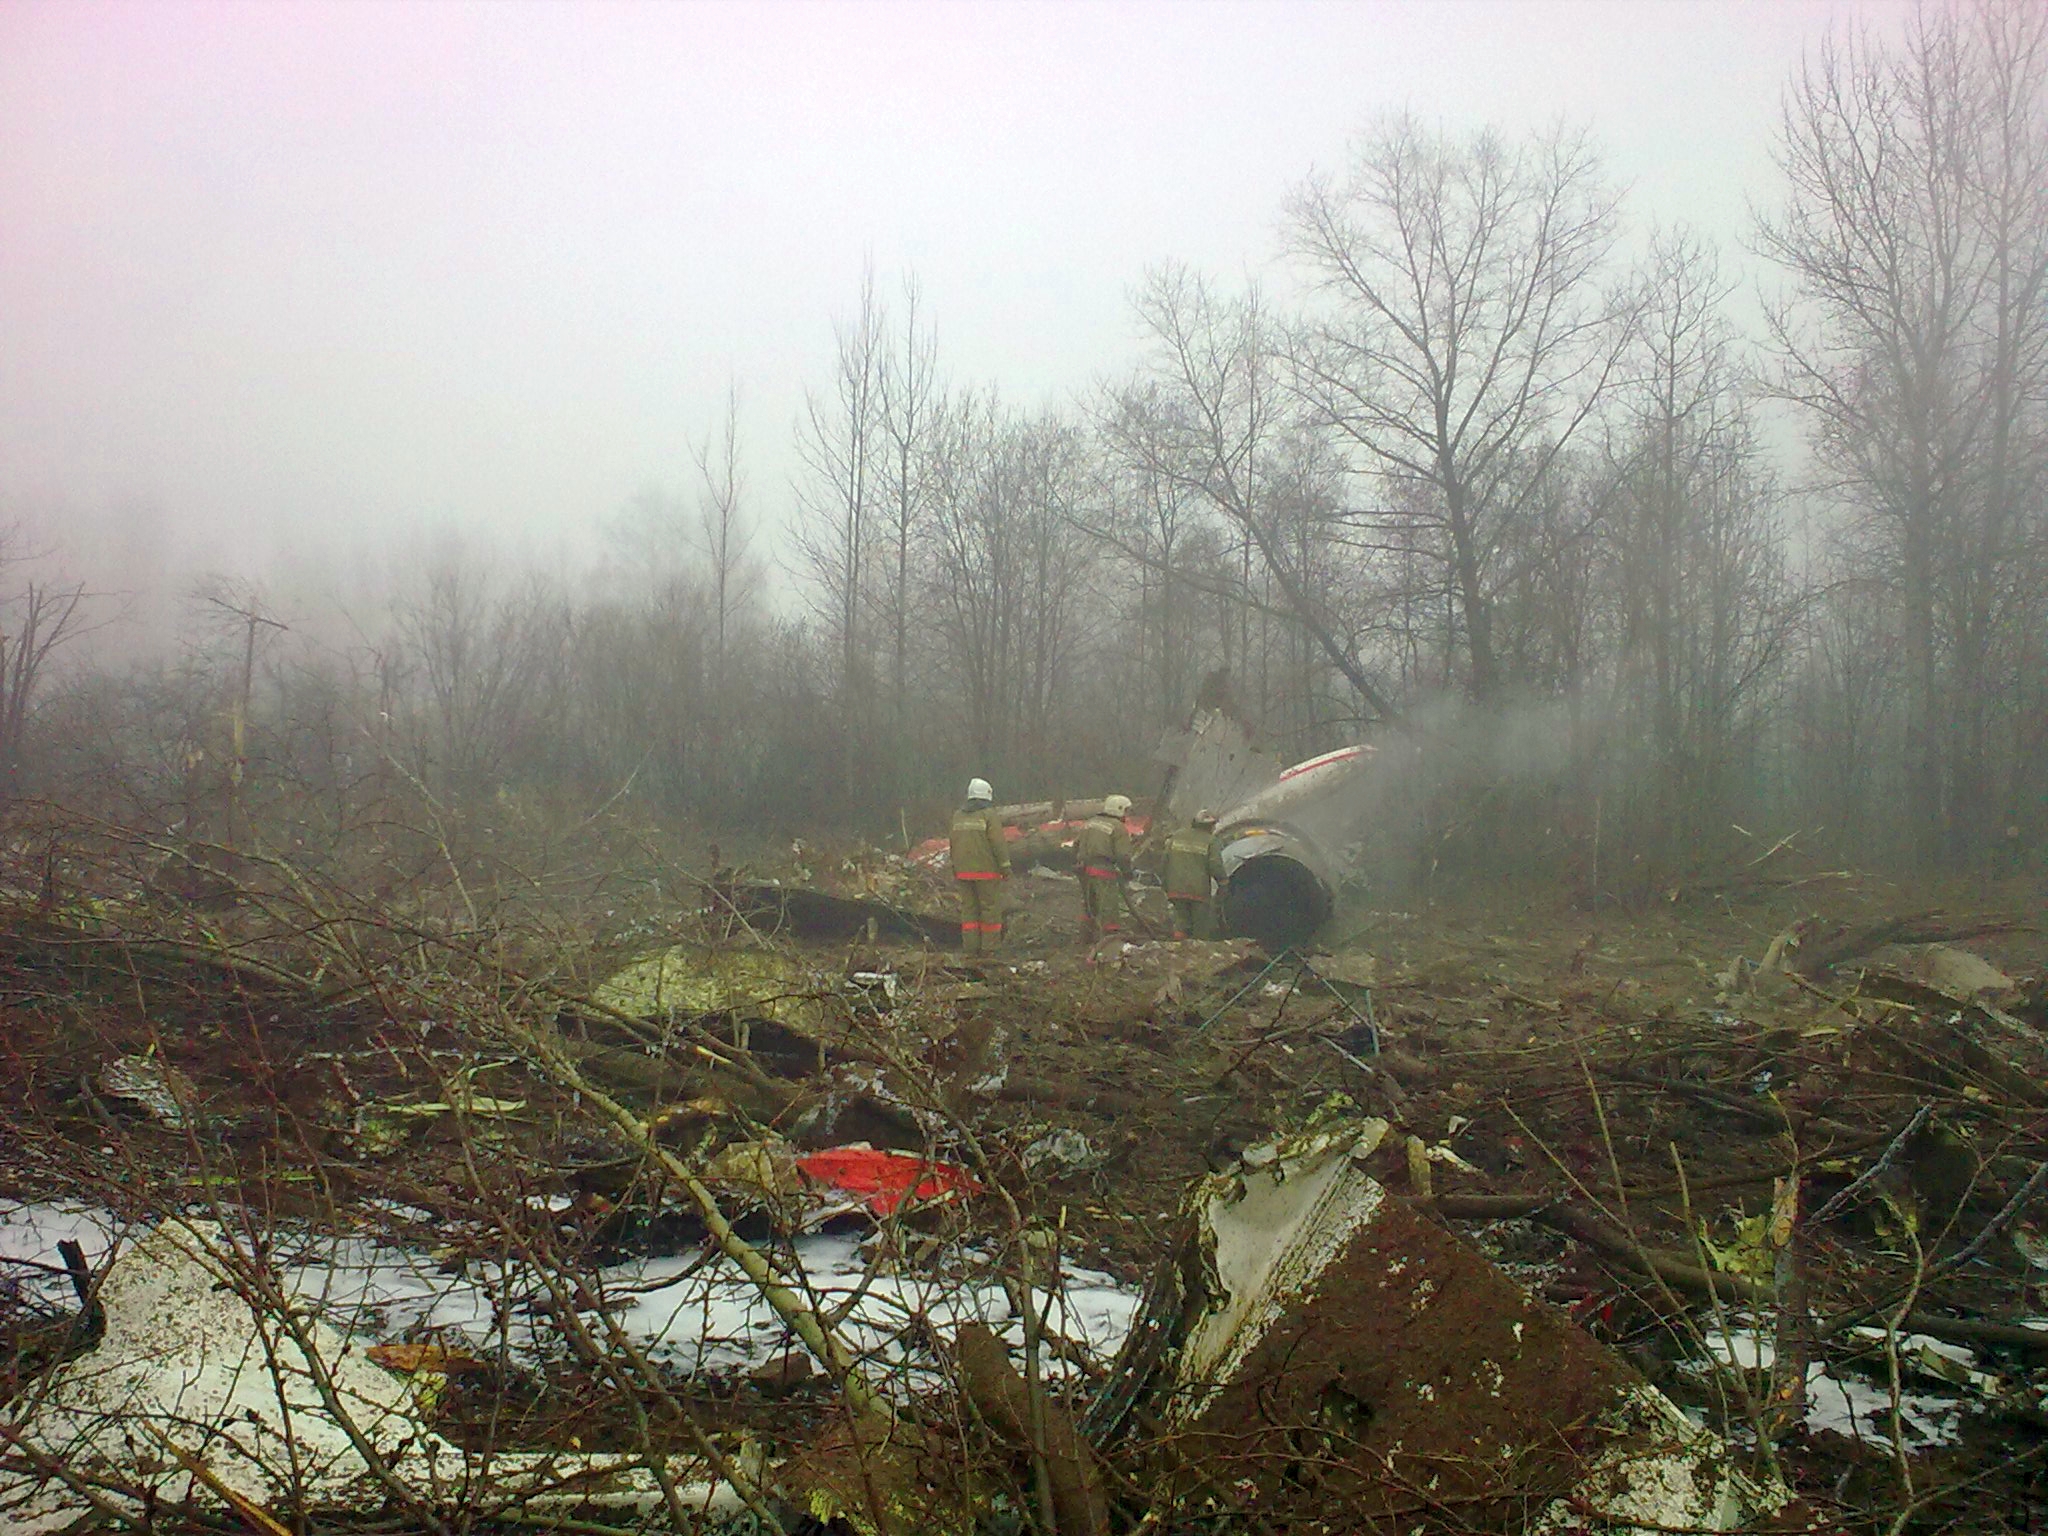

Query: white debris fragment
[1425,1143,1482,1173]
[1913,944,2014,999]
[1546,1391,1773,1536]
[1177,1122,1391,1406]
[1804,1369,1962,1448]
[1162,1124,1785,1535]
[0,1221,737,1533]
[98,1053,197,1126]
[1023,1128,1103,1174]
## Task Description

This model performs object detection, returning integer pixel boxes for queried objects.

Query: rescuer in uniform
[1163,808,1225,939]
[1076,794,1134,944]
[949,778,1010,955]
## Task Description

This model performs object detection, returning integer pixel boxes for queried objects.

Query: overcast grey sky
[1,0,1909,594]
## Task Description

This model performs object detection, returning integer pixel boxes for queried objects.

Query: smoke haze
[3,0,1900,593]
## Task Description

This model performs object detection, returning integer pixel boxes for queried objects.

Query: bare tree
[1492,448,1609,706]
[792,268,887,802]
[692,381,758,796]
[391,548,574,800]
[1285,115,1631,702]
[875,274,941,797]
[1105,263,1402,727]
[922,396,1095,785]
[1008,413,1095,786]
[1094,414,1220,737]
[694,383,755,686]
[1602,232,1801,855]
[1757,0,2048,862]
[1793,570,1901,847]
[0,577,89,800]
[925,391,1016,771]
[568,584,707,813]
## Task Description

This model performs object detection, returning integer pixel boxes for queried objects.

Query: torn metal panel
[1111,1124,1786,1534]
[1176,1122,1392,1403]
[1156,708,1282,826]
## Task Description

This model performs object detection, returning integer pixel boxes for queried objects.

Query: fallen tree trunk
[956,1322,1109,1536]
[1794,912,2021,979]
[1430,1194,2048,1357]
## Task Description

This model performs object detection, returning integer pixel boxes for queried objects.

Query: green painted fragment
[593,944,820,1025]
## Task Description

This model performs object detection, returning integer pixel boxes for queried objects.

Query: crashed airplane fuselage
[1214,821,1336,951]
[1164,720,1374,950]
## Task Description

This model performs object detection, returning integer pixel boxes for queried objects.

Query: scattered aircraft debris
[1100,1121,1790,1534]
[0,1223,742,1533]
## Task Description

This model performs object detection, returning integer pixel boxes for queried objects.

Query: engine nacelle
[1215,821,1335,951]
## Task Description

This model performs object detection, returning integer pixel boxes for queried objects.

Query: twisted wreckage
[0,1123,1789,1534]
[5,779,2041,1532]
[907,709,1374,952]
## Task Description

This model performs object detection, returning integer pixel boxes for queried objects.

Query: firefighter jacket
[1162,825,1224,900]
[1075,812,1132,880]
[949,804,1012,879]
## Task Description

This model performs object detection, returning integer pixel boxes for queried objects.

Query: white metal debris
[1023,1128,1103,1174]
[1163,1122,1788,1536]
[1176,1120,1391,1410]
[0,1220,738,1533]
[97,1053,197,1125]
[1699,1324,1981,1449]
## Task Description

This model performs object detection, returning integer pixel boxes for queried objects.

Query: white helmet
[967,778,994,803]
[1103,793,1132,818]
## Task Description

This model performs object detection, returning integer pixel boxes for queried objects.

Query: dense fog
[3,0,2042,879]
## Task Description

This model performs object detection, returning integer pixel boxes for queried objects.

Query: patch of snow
[0,1202,121,1308]
[1805,1367,1962,1449]
[1694,1325,1968,1449]
[360,1198,439,1225]
[604,1232,1136,1386]
[1701,1327,1776,1372]
[2,1204,1139,1394]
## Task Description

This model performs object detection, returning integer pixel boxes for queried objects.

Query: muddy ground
[2,827,2046,1532]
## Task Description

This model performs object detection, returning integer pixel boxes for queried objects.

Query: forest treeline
[7,3,2045,884]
